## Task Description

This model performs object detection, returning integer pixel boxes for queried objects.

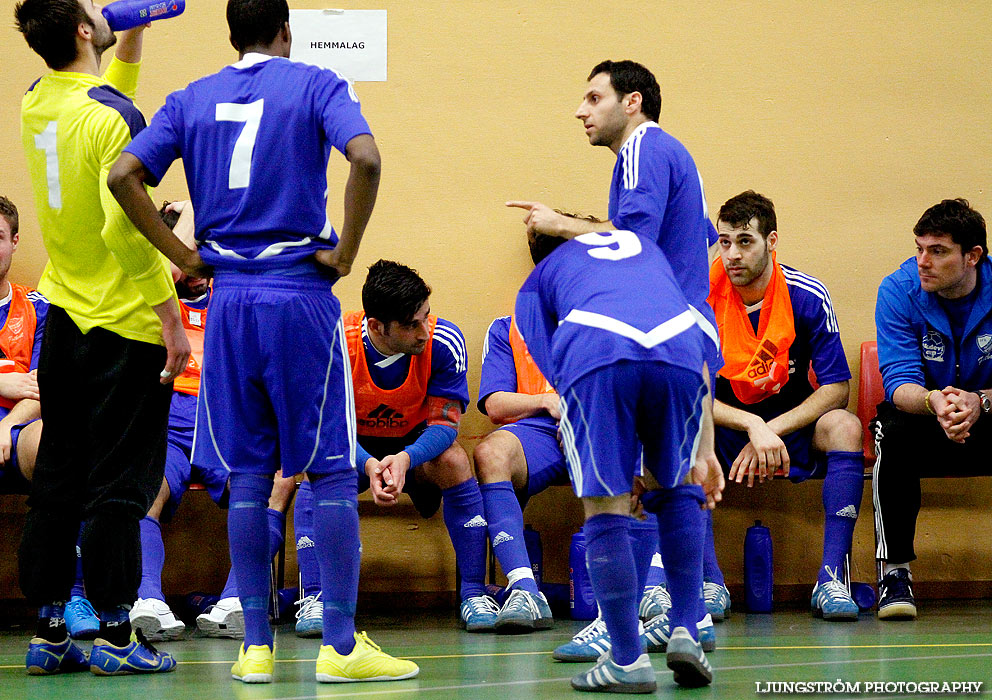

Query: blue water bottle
[524,525,543,589]
[744,520,773,613]
[569,531,597,620]
[851,582,876,611]
[103,0,186,31]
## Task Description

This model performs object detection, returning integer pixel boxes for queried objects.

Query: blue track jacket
[875,256,992,402]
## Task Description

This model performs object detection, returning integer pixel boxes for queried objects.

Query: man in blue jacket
[873,198,992,621]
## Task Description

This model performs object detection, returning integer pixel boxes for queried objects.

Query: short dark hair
[528,233,567,266]
[914,198,987,260]
[717,190,777,238]
[158,202,180,230]
[14,0,90,70]
[362,260,431,326]
[588,60,661,123]
[227,0,289,52]
[528,212,603,265]
[0,197,18,237]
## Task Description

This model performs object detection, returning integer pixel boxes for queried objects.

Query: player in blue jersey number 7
[108,0,416,686]
[515,228,724,692]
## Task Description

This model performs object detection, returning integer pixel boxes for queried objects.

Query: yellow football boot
[231,643,274,683]
[316,631,419,682]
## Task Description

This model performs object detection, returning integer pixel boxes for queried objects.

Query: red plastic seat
[857,341,884,467]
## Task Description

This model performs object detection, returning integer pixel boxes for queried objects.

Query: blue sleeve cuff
[405,425,457,469]
[355,442,374,472]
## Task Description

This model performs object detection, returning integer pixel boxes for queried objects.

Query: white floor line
[256,651,992,700]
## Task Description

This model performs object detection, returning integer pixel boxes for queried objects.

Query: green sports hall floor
[1,601,989,699]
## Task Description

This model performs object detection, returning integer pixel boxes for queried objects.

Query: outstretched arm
[506,201,611,239]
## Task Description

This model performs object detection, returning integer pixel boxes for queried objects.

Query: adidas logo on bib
[297,535,316,549]
[463,515,488,528]
[835,505,858,519]
[492,531,514,546]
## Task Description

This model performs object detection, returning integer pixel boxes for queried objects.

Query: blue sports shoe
[553,616,611,662]
[460,594,499,632]
[811,566,859,621]
[642,613,717,653]
[65,596,100,640]
[638,584,671,621]
[494,589,553,634]
[702,581,731,622]
[570,650,656,694]
[25,636,89,675]
[295,593,323,638]
[665,626,713,688]
[89,631,177,675]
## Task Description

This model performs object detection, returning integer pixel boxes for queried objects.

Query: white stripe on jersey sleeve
[481,316,511,365]
[434,323,467,373]
[632,128,644,188]
[621,137,635,190]
[782,268,840,333]
[622,142,632,190]
[619,124,650,191]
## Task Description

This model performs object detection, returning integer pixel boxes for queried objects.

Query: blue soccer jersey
[515,230,708,393]
[478,315,518,413]
[714,264,851,422]
[125,54,371,270]
[608,122,715,310]
[359,315,470,409]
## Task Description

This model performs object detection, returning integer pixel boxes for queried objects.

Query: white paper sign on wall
[289,10,387,82]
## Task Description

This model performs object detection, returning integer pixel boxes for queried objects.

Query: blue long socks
[228,473,275,650]
[441,479,487,601]
[70,529,85,599]
[646,485,706,641]
[294,480,321,598]
[629,513,659,593]
[311,470,360,655]
[820,451,865,584]
[645,552,667,589]
[702,510,725,586]
[584,513,641,666]
[138,516,166,601]
[480,481,539,595]
[218,507,285,600]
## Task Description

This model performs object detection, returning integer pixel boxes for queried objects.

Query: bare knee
[473,430,526,486]
[582,494,630,520]
[268,470,298,512]
[422,441,474,490]
[814,409,863,453]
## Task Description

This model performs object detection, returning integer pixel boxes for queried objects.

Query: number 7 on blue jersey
[216,99,264,189]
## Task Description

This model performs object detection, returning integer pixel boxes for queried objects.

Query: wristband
[924,389,938,415]
[976,391,991,415]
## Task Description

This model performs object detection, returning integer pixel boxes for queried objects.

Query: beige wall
[2,1,991,603]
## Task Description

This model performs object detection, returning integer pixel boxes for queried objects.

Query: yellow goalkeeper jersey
[20,57,177,346]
